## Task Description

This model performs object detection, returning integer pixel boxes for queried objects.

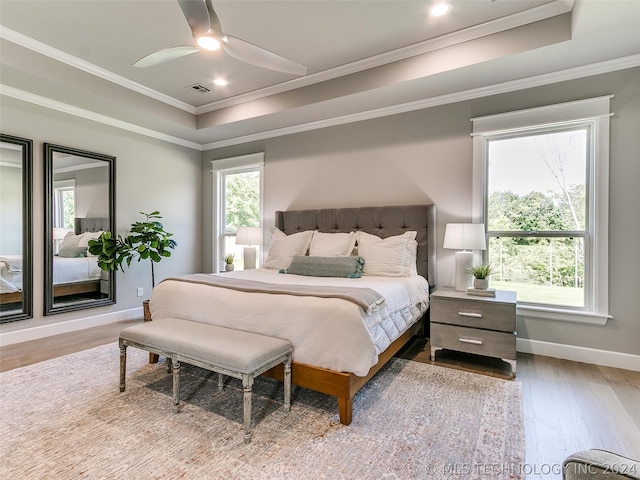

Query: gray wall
[204,67,640,356]
[0,96,202,328]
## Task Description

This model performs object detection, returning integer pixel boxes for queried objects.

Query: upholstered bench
[119,318,293,443]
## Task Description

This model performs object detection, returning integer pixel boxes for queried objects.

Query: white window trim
[210,153,264,273]
[471,96,612,326]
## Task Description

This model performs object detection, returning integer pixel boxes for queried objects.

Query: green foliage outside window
[224,171,260,232]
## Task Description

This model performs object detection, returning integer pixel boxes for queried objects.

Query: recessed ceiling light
[429,2,451,17]
[213,78,228,87]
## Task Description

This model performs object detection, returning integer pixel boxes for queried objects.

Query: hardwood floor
[1,322,638,479]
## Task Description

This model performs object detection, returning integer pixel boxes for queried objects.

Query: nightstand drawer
[430,323,516,360]
[431,297,515,332]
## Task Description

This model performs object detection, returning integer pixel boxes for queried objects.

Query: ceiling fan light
[197,34,221,51]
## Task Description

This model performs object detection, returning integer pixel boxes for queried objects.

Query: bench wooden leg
[283,354,292,412]
[119,340,127,392]
[242,374,254,444]
[172,356,181,414]
[149,353,159,364]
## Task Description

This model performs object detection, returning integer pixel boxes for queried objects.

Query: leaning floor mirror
[44,143,116,315]
[0,134,33,322]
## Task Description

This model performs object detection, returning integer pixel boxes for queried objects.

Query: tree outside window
[486,127,588,307]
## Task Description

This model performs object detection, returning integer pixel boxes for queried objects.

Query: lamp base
[243,246,257,270]
[454,250,473,291]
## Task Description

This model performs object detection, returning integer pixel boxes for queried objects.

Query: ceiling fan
[133,0,307,76]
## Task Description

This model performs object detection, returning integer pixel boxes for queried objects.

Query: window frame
[211,153,264,273]
[471,96,612,325]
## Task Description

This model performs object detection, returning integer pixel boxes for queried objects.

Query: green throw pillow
[280,256,365,278]
[57,246,88,258]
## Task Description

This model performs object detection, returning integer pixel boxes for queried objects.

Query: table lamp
[443,223,486,291]
[236,226,262,270]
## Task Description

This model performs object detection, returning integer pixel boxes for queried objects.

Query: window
[54,179,75,229]
[211,153,264,272]
[472,97,612,325]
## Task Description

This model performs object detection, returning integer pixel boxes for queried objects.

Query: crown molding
[0,25,196,114]
[2,51,637,152]
[0,84,202,151]
[201,53,640,150]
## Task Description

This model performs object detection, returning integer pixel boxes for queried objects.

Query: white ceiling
[1,0,639,149]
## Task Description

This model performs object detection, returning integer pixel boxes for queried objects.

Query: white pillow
[309,231,356,257]
[78,231,103,247]
[356,231,418,277]
[60,232,84,248]
[262,228,314,270]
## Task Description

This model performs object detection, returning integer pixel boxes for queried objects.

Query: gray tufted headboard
[275,204,436,289]
[74,217,110,234]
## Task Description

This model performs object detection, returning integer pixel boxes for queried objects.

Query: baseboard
[0,307,142,347]
[517,338,640,372]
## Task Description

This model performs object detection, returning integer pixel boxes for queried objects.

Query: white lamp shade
[235,226,262,246]
[443,223,486,251]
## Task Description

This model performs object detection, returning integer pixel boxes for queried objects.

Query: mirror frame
[0,134,33,323]
[44,143,116,315]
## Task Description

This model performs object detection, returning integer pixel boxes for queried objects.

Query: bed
[0,217,107,306]
[149,204,436,425]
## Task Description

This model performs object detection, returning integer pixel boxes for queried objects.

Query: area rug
[0,343,524,479]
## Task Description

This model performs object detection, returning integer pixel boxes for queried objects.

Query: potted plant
[223,253,235,271]
[88,211,177,319]
[467,263,494,290]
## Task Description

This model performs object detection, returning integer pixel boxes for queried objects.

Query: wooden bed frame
[152,204,437,425]
[0,281,100,306]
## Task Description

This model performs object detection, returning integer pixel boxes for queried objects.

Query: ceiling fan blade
[133,46,200,68]
[177,0,212,38]
[222,34,308,76]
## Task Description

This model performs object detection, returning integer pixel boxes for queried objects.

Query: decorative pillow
[60,232,83,248]
[262,228,314,270]
[280,255,365,278]
[78,231,103,247]
[356,231,418,277]
[309,231,356,257]
[57,245,87,258]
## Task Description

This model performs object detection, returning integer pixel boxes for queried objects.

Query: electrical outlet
[137,287,143,297]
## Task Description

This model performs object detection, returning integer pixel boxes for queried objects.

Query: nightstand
[430,287,517,377]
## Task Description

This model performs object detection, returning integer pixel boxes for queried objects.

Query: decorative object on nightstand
[430,287,517,377]
[443,223,486,291]
[223,253,235,271]
[236,226,262,270]
[467,263,495,296]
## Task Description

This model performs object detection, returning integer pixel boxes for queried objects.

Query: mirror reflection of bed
[0,134,32,321]
[0,218,109,310]
[51,217,110,307]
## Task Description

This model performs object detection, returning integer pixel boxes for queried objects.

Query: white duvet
[149,269,430,376]
[0,255,102,294]
[52,256,102,284]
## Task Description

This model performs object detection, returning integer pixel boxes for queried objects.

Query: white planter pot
[473,278,489,290]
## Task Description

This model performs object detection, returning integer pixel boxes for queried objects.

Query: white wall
[204,67,640,359]
[0,96,202,338]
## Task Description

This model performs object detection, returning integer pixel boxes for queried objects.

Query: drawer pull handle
[459,337,483,345]
[458,311,482,318]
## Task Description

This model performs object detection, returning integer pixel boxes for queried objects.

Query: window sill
[516,304,611,326]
